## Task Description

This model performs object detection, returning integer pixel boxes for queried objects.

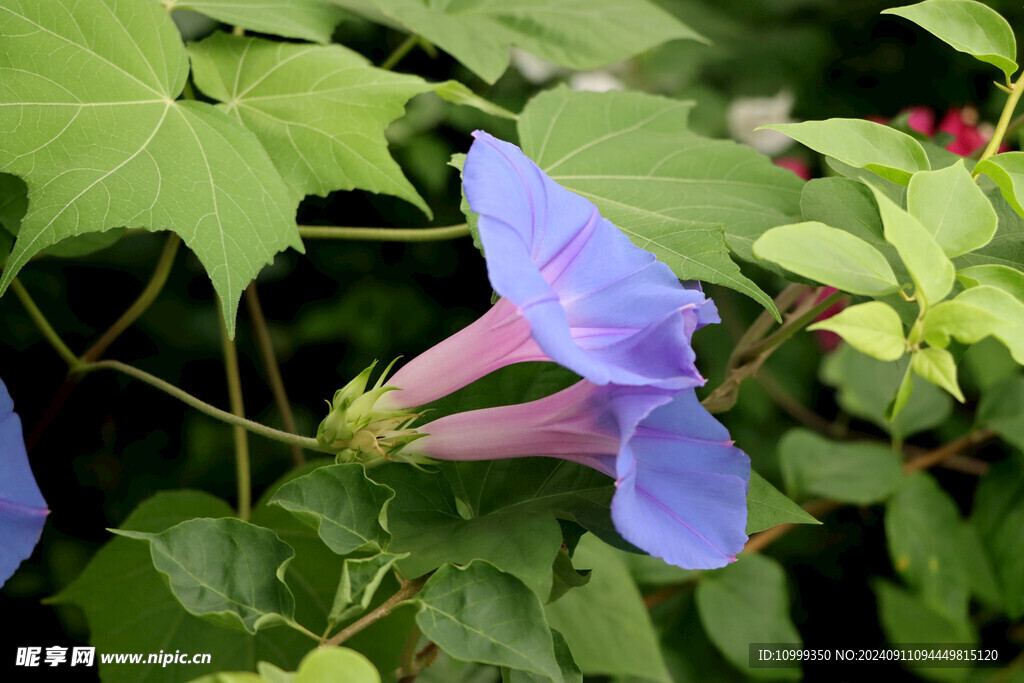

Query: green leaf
[193,648,380,683]
[887,364,915,422]
[329,0,704,84]
[251,466,358,638]
[921,297,1003,349]
[971,453,1024,618]
[293,647,381,683]
[519,87,807,318]
[368,463,564,600]
[548,548,592,603]
[189,34,434,214]
[745,471,821,534]
[269,463,394,555]
[48,491,311,681]
[752,221,900,296]
[947,285,1024,364]
[956,185,1024,270]
[868,184,955,305]
[168,0,346,43]
[958,263,1024,300]
[329,553,406,627]
[911,347,965,402]
[882,0,1017,80]
[501,630,582,683]
[762,119,930,185]
[975,153,1024,223]
[415,561,561,680]
[800,177,884,241]
[808,301,907,361]
[113,518,297,634]
[821,344,953,439]
[978,376,1024,452]
[874,580,975,675]
[0,0,302,336]
[907,159,997,257]
[696,554,802,680]
[545,535,672,682]
[779,429,904,505]
[885,473,975,622]
[433,80,519,120]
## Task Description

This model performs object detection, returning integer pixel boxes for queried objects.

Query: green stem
[322,575,429,647]
[11,278,85,372]
[285,619,321,642]
[745,290,845,359]
[380,34,419,70]
[245,284,304,466]
[298,223,469,242]
[976,76,1024,168]
[83,234,181,362]
[79,360,333,454]
[219,317,252,521]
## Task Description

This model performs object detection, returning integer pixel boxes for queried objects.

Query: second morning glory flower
[0,377,49,588]
[380,131,717,410]
[401,381,750,569]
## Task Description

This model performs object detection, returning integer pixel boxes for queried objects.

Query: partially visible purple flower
[381,131,717,410]
[0,377,48,588]
[402,381,750,569]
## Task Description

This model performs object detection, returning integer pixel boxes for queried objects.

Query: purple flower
[402,381,750,569]
[0,378,48,588]
[381,131,717,410]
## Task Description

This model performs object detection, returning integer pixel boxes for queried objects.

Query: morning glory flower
[381,131,718,410]
[0,377,49,588]
[401,381,750,569]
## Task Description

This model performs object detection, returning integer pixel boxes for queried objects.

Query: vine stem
[245,284,304,466]
[322,575,429,648]
[24,235,180,449]
[82,233,180,362]
[79,360,333,454]
[702,286,844,414]
[10,278,85,372]
[298,224,469,242]
[380,34,419,70]
[219,317,252,521]
[975,75,1024,170]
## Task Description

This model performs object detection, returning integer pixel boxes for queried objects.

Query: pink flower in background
[772,156,811,180]
[902,105,1006,156]
[811,287,845,353]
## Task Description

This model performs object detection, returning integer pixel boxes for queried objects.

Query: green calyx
[317,360,423,460]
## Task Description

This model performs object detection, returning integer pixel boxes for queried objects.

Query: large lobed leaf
[0,0,302,335]
[189,33,435,214]
[328,0,703,84]
[518,87,806,319]
[166,0,346,44]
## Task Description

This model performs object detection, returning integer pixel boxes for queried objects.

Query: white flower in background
[511,49,625,93]
[511,48,563,83]
[569,71,626,93]
[727,91,797,155]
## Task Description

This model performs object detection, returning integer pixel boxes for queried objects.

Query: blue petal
[464,131,710,389]
[611,389,749,569]
[0,378,48,587]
